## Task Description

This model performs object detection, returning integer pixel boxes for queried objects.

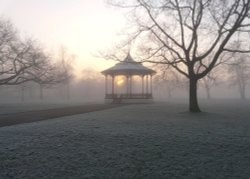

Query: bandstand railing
[105,93,153,99]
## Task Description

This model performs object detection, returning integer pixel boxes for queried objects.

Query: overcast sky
[0,0,126,76]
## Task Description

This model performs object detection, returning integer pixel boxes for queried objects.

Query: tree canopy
[0,18,69,87]
[108,0,250,112]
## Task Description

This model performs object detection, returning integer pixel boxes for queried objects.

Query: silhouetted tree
[108,0,250,112]
[154,67,184,98]
[80,68,103,99]
[228,54,250,99]
[199,65,227,99]
[0,18,65,89]
[200,73,216,99]
[57,46,75,100]
[26,47,70,100]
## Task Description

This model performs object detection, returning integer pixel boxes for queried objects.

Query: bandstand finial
[124,50,135,63]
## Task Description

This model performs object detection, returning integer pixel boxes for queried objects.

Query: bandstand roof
[101,53,156,76]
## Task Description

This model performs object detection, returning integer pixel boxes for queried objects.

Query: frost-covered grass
[0,99,250,178]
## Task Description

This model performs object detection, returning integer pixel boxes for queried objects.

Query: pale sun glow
[116,79,124,86]
[116,76,125,86]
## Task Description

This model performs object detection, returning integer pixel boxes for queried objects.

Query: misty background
[0,0,249,105]
[1,65,249,104]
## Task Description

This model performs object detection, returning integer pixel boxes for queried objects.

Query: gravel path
[0,100,250,178]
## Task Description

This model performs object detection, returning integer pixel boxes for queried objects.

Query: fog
[1,88,250,178]
[154,80,250,101]
[0,77,104,105]
[0,71,249,105]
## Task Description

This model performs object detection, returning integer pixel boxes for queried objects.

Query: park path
[0,103,124,127]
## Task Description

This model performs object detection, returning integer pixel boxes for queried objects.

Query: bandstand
[101,53,156,103]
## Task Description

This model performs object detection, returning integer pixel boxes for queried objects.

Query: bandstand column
[141,75,144,94]
[130,76,132,96]
[146,75,149,95]
[111,75,115,96]
[150,75,153,94]
[126,76,129,97]
[105,75,108,95]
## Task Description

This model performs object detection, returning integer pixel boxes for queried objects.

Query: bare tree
[228,54,250,99]
[200,73,216,99]
[199,66,226,99]
[154,67,184,98]
[57,46,75,100]
[108,0,250,112]
[0,18,66,90]
[76,68,104,101]
[34,55,73,100]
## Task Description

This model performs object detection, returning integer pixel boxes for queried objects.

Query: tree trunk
[189,78,201,112]
[21,85,25,102]
[206,86,211,99]
[39,85,44,100]
[167,86,172,98]
[240,86,245,100]
[66,82,70,101]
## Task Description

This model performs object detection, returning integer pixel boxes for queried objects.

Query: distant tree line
[0,68,104,103]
